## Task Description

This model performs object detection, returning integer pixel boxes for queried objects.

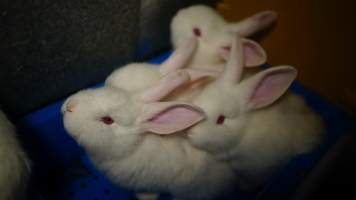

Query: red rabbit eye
[222,46,231,51]
[101,116,114,125]
[216,115,225,125]
[193,27,202,37]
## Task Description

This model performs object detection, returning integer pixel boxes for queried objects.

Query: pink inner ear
[243,42,266,67]
[250,70,296,109]
[147,106,204,135]
[220,47,230,61]
[220,43,266,67]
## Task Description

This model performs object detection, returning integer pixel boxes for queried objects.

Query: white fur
[170,5,276,70]
[62,86,237,200]
[103,5,271,102]
[187,36,324,188]
[104,36,199,95]
[104,37,219,102]
[0,110,31,200]
[66,6,322,194]
[104,61,209,103]
[105,63,161,92]
[171,5,228,68]
[189,86,324,187]
[106,5,272,99]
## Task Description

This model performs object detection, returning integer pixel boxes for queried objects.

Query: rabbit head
[188,35,297,154]
[171,5,276,68]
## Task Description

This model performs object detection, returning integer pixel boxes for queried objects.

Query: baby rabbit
[187,35,324,188]
[105,36,220,103]
[106,36,266,102]
[62,71,237,200]
[171,4,276,70]
[105,36,209,92]
[0,110,31,200]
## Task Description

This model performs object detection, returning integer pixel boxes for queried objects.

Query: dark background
[0,0,216,117]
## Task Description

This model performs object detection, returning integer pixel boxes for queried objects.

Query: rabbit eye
[216,115,225,125]
[222,46,231,51]
[193,27,202,37]
[101,116,114,125]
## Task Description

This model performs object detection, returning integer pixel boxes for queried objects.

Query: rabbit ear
[139,102,205,135]
[160,36,197,75]
[221,35,244,85]
[227,11,277,37]
[220,39,267,67]
[185,68,219,81]
[140,71,190,102]
[240,66,297,111]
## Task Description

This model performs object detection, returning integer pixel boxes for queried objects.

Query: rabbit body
[186,36,324,188]
[106,5,273,95]
[62,84,237,200]
[190,91,324,187]
[92,133,236,200]
[232,93,323,184]
[105,63,161,92]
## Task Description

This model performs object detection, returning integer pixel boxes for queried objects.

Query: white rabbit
[106,4,271,104]
[170,4,276,70]
[105,5,271,103]
[187,35,324,188]
[105,36,219,103]
[0,110,31,200]
[105,36,203,92]
[62,71,237,200]
[106,36,266,102]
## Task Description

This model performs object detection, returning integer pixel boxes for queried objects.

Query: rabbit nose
[63,99,77,113]
[66,105,73,112]
[66,101,76,112]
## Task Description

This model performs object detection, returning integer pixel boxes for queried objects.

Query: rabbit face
[171,5,276,67]
[62,87,144,159]
[188,35,297,156]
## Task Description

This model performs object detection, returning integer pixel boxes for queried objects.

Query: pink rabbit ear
[140,102,205,135]
[220,39,267,67]
[221,35,244,84]
[227,10,278,37]
[240,66,297,110]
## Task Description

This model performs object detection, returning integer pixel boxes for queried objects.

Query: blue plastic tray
[18,52,354,200]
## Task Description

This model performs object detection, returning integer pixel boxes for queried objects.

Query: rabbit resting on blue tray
[171,4,276,71]
[187,35,324,188]
[62,69,238,200]
[62,5,324,199]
